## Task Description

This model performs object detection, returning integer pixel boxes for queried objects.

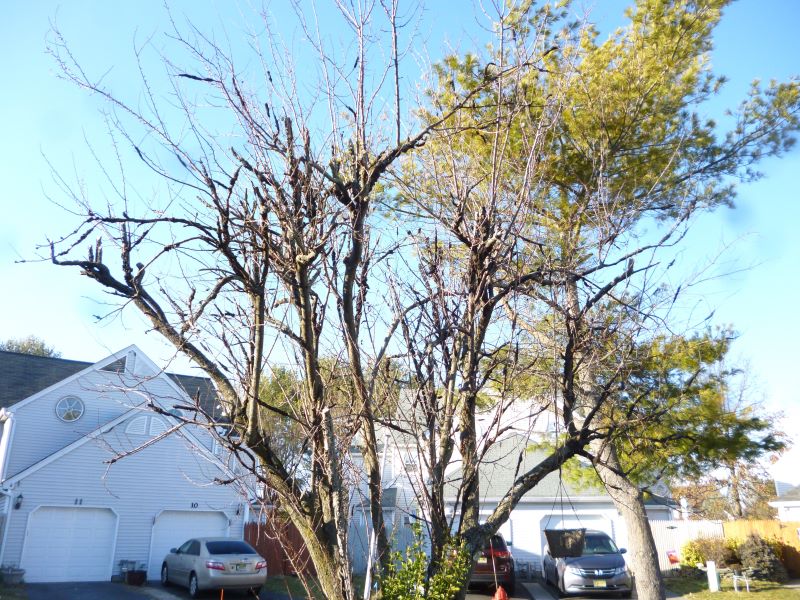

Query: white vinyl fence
[650,519,724,572]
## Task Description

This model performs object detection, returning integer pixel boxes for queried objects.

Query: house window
[55,396,84,422]
[402,452,418,473]
[125,415,148,435]
[149,418,168,436]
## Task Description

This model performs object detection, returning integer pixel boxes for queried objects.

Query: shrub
[681,539,705,567]
[737,534,788,582]
[680,537,738,568]
[380,523,472,600]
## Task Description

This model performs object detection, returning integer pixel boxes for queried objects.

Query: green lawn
[261,575,367,599]
[665,577,800,599]
[261,575,324,599]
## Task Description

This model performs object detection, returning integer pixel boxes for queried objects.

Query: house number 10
[190,502,198,508]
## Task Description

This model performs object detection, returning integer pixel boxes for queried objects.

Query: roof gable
[3,406,234,487]
[0,348,219,415]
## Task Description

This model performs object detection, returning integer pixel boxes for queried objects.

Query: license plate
[477,557,488,564]
[235,563,247,571]
[593,580,607,588]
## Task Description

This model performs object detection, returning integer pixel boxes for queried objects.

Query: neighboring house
[443,434,674,573]
[769,484,800,521]
[347,434,420,574]
[0,346,249,583]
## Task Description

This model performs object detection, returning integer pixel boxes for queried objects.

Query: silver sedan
[161,537,267,598]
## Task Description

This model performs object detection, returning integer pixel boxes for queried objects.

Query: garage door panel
[21,507,116,582]
[147,511,229,579]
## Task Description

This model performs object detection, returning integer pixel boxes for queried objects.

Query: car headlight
[614,566,627,575]
[567,566,583,575]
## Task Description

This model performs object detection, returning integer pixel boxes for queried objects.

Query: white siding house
[0,346,248,582]
[443,434,674,574]
[347,394,676,577]
[770,484,800,522]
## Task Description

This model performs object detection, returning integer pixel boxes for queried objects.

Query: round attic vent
[55,395,85,422]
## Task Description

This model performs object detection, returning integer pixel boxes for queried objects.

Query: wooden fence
[650,519,800,577]
[245,514,315,577]
[650,519,724,572]
[723,520,800,577]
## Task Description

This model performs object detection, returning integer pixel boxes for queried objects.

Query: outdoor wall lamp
[13,494,22,510]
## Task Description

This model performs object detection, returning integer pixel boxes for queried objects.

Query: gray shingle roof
[0,351,88,408]
[0,350,219,414]
[444,434,674,509]
[776,484,800,501]
[444,434,607,502]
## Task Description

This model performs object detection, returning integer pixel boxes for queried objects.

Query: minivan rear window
[205,541,257,555]
[486,535,507,551]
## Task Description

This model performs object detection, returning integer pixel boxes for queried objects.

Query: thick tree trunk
[282,501,354,600]
[594,441,665,600]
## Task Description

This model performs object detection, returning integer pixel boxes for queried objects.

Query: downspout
[363,430,391,599]
[0,410,17,566]
[0,493,10,565]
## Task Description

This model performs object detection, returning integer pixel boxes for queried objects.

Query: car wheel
[189,572,201,598]
[160,564,170,587]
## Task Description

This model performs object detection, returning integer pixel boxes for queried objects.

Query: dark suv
[542,529,632,598]
[469,533,516,595]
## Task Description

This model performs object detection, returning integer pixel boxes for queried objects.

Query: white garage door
[21,507,117,582]
[147,510,229,579]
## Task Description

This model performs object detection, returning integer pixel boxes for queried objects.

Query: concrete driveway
[26,580,535,600]
[26,581,289,600]
[529,577,640,599]
[26,582,180,600]
[465,583,533,600]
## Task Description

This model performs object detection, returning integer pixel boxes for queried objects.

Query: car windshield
[205,541,257,555]
[583,534,619,555]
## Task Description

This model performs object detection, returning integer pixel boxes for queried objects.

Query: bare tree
[41,2,800,599]
[42,3,562,598]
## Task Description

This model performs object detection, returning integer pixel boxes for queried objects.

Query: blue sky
[1,1,799,482]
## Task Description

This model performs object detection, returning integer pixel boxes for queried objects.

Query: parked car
[161,537,267,598]
[469,533,516,595]
[542,529,632,598]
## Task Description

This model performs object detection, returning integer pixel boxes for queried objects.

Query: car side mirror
[619,548,627,554]
[170,548,178,554]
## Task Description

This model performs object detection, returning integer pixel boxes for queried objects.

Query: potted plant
[0,564,25,585]
[124,569,147,586]
[120,560,147,586]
